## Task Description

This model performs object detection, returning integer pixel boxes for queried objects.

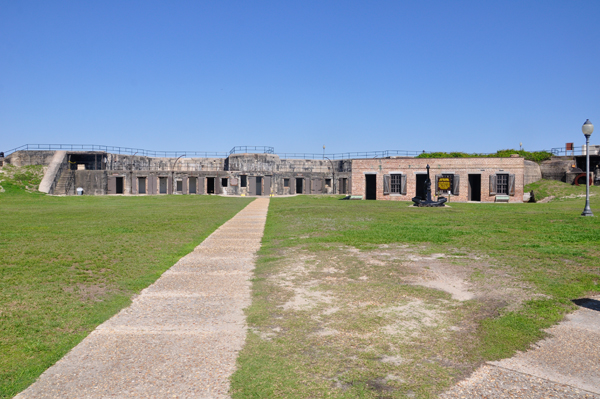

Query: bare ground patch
[247,244,544,398]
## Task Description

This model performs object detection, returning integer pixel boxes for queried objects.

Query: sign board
[437,177,451,191]
[230,178,238,186]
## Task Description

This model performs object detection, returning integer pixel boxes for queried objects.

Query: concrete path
[441,296,600,398]
[17,198,269,399]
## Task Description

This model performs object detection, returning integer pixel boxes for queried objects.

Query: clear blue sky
[1,1,599,154]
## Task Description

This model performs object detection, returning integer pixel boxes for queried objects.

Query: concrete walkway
[441,296,600,398]
[17,198,269,399]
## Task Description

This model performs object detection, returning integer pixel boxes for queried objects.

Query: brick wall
[351,157,525,203]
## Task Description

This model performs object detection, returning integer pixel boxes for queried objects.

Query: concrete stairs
[39,151,67,193]
[54,170,75,195]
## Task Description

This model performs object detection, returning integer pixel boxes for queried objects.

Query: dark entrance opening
[68,153,105,170]
[256,177,262,196]
[416,174,427,200]
[189,177,197,194]
[296,178,303,194]
[159,177,168,194]
[207,177,215,194]
[138,177,146,194]
[468,174,481,201]
[365,174,376,200]
[116,177,124,194]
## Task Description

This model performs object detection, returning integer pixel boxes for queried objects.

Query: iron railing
[229,146,275,155]
[278,150,425,160]
[550,146,600,156]
[6,143,586,160]
[2,144,227,158]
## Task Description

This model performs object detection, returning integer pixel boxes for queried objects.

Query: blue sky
[1,1,599,154]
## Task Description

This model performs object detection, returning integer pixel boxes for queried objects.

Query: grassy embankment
[231,180,600,398]
[0,166,252,398]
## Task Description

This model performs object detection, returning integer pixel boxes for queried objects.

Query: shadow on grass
[572,298,600,312]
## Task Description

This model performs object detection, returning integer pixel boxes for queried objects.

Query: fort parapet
[5,145,596,202]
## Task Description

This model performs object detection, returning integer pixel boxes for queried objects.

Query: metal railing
[229,146,275,155]
[550,146,600,156]
[278,150,424,160]
[2,144,228,158]
[6,143,585,160]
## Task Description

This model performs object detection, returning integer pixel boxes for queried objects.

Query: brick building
[351,156,525,203]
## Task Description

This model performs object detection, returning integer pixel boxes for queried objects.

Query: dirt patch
[78,283,111,302]
[250,243,544,397]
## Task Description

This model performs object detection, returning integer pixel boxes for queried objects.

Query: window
[221,178,228,187]
[496,174,509,194]
[390,174,402,194]
[176,180,183,192]
[283,178,289,187]
[240,175,247,187]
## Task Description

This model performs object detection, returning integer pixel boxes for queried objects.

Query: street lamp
[582,119,594,217]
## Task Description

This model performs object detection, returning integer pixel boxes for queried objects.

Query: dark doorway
[138,177,146,194]
[468,174,481,201]
[296,178,303,194]
[116,177,124,194]
[365,174,376,200]
[416,174,427,199]
[189,177,197,194]
[207,177,215,194]
[339,178,347,194]
[159,177,168,194]
[256,177,262,196]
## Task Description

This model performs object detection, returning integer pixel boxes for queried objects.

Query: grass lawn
[0,169,252,398]
[231,181,600,398]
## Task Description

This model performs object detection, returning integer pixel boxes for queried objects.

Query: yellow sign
[438,177,451,191]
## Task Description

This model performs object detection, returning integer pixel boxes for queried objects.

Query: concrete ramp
[39,151,67,194]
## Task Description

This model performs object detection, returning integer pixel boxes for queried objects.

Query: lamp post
[582,119,594,217]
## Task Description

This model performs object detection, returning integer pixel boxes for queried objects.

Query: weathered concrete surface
[16,198,269,399]
[38,151,66,194]
[524,159,542,185]
[441,297,600,398]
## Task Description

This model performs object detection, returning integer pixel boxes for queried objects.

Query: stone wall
[524,160,542,186]
[5,151,56,166]
[539,157,576,182]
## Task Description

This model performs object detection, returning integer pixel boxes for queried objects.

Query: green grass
[232,180,600,398]
[0,170,252,398]
[525,178,598,201]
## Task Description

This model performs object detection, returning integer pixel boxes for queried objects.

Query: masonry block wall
[351,157,525,203]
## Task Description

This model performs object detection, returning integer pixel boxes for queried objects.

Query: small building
[351,156,525,203]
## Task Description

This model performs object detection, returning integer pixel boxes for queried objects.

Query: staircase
[54,170,75,195]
